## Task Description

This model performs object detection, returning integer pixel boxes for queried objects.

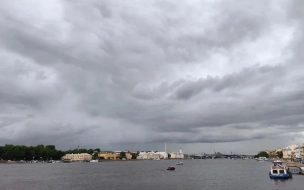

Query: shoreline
[0,158,187,164]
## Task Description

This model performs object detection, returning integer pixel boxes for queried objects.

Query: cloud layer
[1,0,304,153]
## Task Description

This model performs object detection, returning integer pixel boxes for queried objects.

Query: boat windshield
[272,161,286,167]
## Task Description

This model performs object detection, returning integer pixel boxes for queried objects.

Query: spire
[165,143,167,153]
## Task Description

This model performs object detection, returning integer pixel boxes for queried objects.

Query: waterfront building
[294,148,301,159]
[170,148,184,159]
[282,144,300,160]
[98,152,119,160]
[267,149,282,158]
[156,143,168,159]
[295,145,304,160]
[62,153,92,161]
[98,151,132,160]
[157,151,168,159]
[267,150,277,158]
[136,151,161,160]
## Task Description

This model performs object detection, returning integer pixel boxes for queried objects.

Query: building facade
[282,144,300,160]
[295,145,304,160]
[136,152,161,160]
[170,148,184,159]
[98,151,132,160]
[157,152,168,159]
[62,153,92,161]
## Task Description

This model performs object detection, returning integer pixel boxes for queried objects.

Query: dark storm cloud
[0,0,304,152]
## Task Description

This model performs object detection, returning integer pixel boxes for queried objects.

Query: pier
[286,162,304,174]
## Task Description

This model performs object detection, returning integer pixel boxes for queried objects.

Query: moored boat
[256,157,268,162]
[62,159,71,163]
[167,166,175,170]
[269,160,292,179]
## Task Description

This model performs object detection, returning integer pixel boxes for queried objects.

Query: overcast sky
[1,0,304,154]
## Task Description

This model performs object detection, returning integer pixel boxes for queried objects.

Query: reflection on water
[0,159,303,190]
[273,179,288,184]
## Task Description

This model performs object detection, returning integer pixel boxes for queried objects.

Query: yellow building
[98,151,132,160]
[62,153,92,161]
[267,149,282,158]
[98,152,119,160]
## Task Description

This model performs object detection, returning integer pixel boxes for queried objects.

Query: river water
[0,159,303,190]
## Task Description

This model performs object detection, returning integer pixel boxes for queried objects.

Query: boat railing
[271,165,286,170]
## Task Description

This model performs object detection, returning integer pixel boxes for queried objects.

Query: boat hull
[269,173,290,179]
[167,167,175,170]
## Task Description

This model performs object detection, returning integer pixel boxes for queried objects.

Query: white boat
[269,160,292,179]
[90,160,98,163]
[257,157,268,162]
[176,162,184,165]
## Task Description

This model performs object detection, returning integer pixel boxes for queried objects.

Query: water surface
[0,159,302,190]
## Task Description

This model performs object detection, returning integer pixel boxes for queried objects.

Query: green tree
[88,149,94,155]
[131,152,139,159]
[255,151,269,158]
[46,145,56,150]
[94,148,101,152]
[276,151,283,159]
[120,151,126,159]
[92,152,98,159]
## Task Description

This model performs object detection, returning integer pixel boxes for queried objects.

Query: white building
[157,152,168,159]
[294,149,301,159]
[282,144,300,160]
[170,148,184,159]
[136,152,161,160]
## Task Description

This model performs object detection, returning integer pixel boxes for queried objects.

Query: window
[273,170,278,174]
[279,170,285,174]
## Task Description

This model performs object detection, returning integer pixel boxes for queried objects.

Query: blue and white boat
[269,160,292,179]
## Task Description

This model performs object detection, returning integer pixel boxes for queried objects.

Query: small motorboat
[257,157,268,162]
[176,162,184,165]
[269,160,292,179]
[167,166,175,170]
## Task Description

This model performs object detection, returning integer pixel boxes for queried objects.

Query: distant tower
[179,148,184,159]
[165,143,168,159]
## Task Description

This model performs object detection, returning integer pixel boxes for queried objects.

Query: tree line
[0,144,101,161]
[254,151,283,159]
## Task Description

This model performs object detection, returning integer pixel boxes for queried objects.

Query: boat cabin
[270,161,288,175]
[269,160,292,179]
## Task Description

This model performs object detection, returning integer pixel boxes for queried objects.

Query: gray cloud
[0,0,304,153]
